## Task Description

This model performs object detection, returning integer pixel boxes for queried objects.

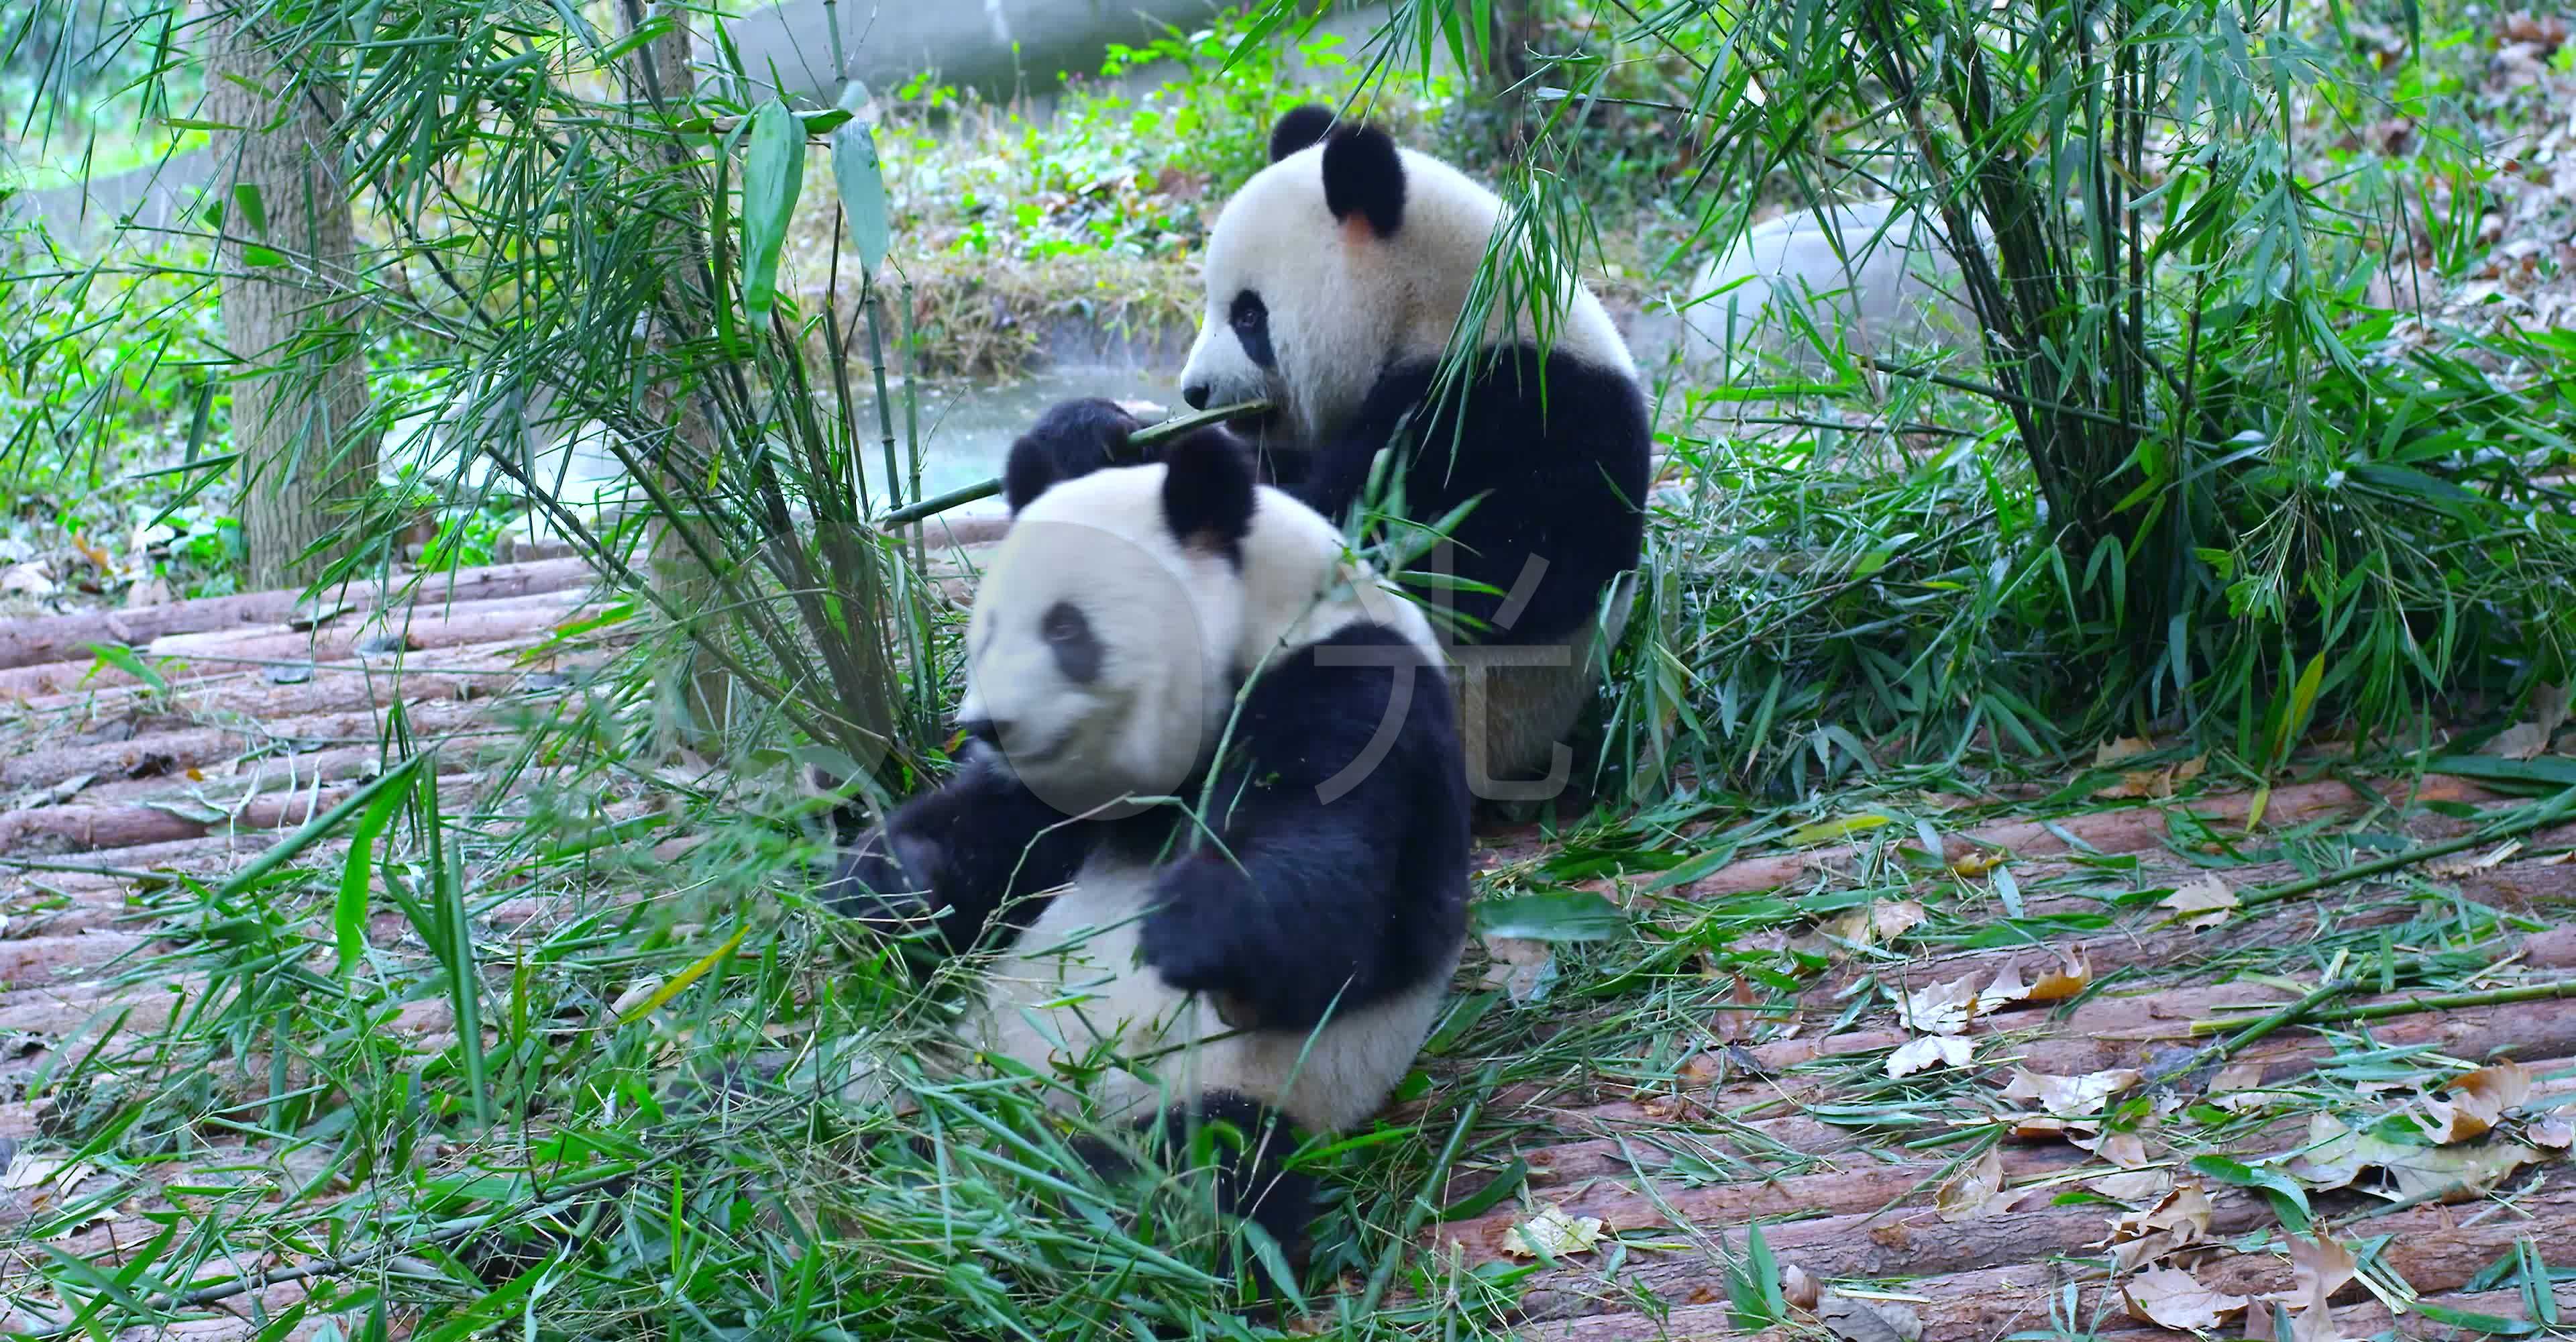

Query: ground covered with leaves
[1,561,2573,1340]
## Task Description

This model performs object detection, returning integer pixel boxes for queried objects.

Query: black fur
[1319,123,1405,237]
[1004,403,1304,505]
[1004,398,1146,514]
[1122,623,1468,1031]
[1069,1090,1317,1298]
[818,746,1089,952]
[1160,433,1258,559]
[1296,346,1650,649]
[1268,104,1338,162]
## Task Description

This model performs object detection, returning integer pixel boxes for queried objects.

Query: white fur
[953,463,1450,1131]
[1683,199,1976,372]
[1179,141,1634,446]
[977,856,1456,1133]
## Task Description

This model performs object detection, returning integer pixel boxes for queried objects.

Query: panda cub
[828,414,1471,1255]
[1024,107,1654,798]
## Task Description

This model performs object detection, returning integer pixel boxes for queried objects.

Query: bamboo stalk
[873,399,1274,531]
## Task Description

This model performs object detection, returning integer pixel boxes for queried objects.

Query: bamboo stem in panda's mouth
[873,399,1274,531]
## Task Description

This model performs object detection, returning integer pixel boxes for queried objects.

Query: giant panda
[825,410,1472,1272]
[1021,107,1654,800]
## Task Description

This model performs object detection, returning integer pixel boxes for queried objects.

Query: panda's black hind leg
[1071,1092,1317,1310]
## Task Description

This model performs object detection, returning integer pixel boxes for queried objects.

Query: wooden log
[1511,1164,2576,1322]
[0,932,147,987]
[13,631,617,717]
[1529,1274,2576,1341]
[1653,776,2508,900]
[0,767,495,858]
[0,558,594,671]
[0,696,493,790]
[0,588,597,699]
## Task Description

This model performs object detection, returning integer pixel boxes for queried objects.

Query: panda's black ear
[1320,123,1405,238]
[1003,439,1061,515]
[1269,105,1336,162]
[1161,434,1257,555]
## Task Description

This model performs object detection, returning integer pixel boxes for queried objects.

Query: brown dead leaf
[2282,1233,2359,1340]
[2420,1062,2532,1143]
[2479,721,2552,760]
[1895,974,1983,1035]
[2026,951,2094,1002]
[2211,1062,2267,1092]
[2002,1066,2144,1118]
[1935,1146,2015,1222]
[1872,899,1930,942]
[2160,875,2239,929]
[2122,1267,2250,1330]
[2290,1113,2542,1202]
[2426,839,2523,879]
[1781,1263,1821,1310]
[2070,1127,2153,1168]
[2113,1182,2214,1243]
[2088,1170,2172,1202]
[1710,973,1762,1044]
[1817,1293,1925,1342]
[1888,1034,1974,1078]
[1480,935,1555,1006]
[2529,1116,2574,1151]
[2093,736,2206,798]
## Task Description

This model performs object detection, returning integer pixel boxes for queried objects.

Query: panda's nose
[1181,382,1210,411]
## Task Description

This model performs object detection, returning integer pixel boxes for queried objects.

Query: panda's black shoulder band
[1269,104,1337,162]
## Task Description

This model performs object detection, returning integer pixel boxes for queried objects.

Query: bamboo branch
[874,400,1274,531]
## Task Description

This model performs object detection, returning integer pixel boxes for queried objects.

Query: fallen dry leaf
[1888,1033,1974,1078]
[2113,1182,2214,1243]
[2160,875,2239,929]
[2530,1116,2575,1151]
[2089,1170,2172,1202]
[1782,1263,1821,1310]
[2210,1062,2267,1092]
[2281,1233,2359,1342]
[1935,1146,2015,1221]
[1895,975,1983,1035]
[1818,1293,1925,1342]
[1872,899,1930,942]
[2069,1127,2153,1168]
[2123,1266,2251,1330]
[2426,839,2524,879]
[1710,972,1763,1044]
[1503,1204,1607,1258]
[1481,935,1556,1006]
[2290,1113,2543,1202]
[2479,721,2552,760]
[2419,1062,2533,1144]
[1985,961,2032,1007]
[2026,951,2094,1002]
[2002,1066,2144,1118]
[0,1153,91,1192]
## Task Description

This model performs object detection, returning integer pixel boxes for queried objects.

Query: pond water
[389,364,1184,523]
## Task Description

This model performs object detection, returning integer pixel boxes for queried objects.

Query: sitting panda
[826,413,1472,1269]
[1022,106,1654,800]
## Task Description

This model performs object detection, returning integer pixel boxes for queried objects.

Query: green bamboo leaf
[1473,891,1627,942]
[231,183,267,237]
[216,754,428,900]
[2186,1154,2312,1233]
[831,81,890,277]
[740,97,804,316]
[336,760,421,977]
[84,643,167,694]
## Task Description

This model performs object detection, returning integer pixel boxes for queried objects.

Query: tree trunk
[617,0,732,756]
[201,9,378,592]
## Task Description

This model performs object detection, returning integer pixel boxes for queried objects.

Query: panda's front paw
[1004,399,1149,512]
[1140,854,1254,1003]
[821,828,944,933]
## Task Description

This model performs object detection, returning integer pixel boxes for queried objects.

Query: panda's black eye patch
[1228,290,1275,369]
[1040,600,1101,684]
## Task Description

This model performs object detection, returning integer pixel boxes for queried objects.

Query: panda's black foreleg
[819,748,1087,957]
[1069,1091,1317,1306]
